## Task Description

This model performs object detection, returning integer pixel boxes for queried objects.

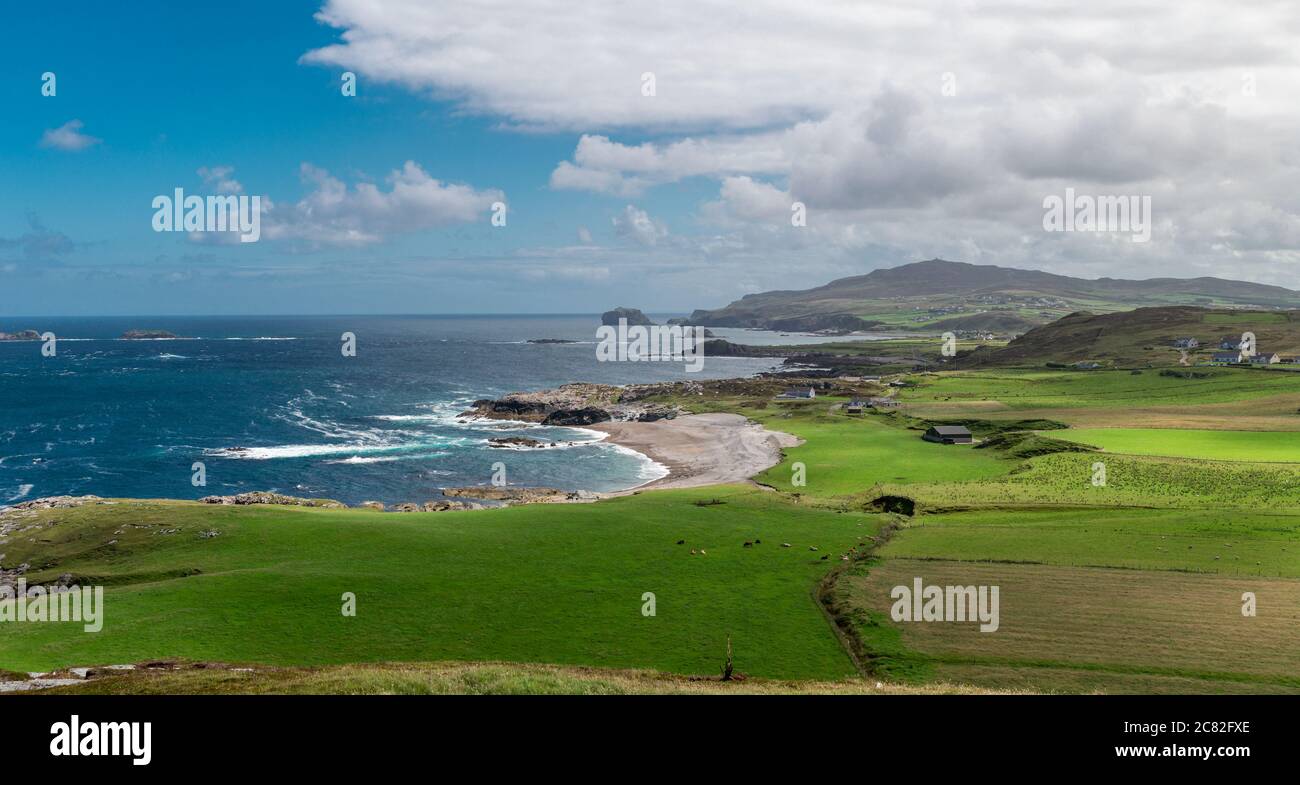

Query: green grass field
[880,451,1300,510]
[745,404,1012,498]
[1053,428,1300,462]
[0,487,881,679]
[900,368,1300,410]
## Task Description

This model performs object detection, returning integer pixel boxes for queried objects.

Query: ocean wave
[209,438,470,461]
[600,442,671,485]
[5,484,34,502]
[324,451,451,465]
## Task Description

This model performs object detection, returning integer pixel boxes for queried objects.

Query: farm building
[922,425,973,444]
[1219,336,1242,350]
[1073,361,1102,370]
[1173,337,1199,348]
[1212,352,1242,364]
[1249,352,1281,365]
[845,400,865,413]
[777,387,816,399]
[868,397,900,408]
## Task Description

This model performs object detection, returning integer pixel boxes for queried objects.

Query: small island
[0,329,41,341]
[121,329,180,340]
[600,307,655,327]
[526,338,578,344]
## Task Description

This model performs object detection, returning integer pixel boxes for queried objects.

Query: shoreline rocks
[441,486,603,505]
[199,492,346,508]
[461,382,678,425]
[0,329,41,341]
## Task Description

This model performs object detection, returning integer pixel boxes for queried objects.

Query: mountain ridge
[689,259,1300,332]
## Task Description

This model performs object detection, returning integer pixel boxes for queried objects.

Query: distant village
[1070,335,1297,370]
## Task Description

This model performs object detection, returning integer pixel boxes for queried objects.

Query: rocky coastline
[459,382,679,426]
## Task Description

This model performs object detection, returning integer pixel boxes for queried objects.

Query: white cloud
[198,166,244,193]
[39,119,100,151]
[262,161,503,246]
[612,205,669,247]
[301,0,1300,287]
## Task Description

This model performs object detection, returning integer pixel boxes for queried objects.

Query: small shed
[923,425,973,444]
[777,387,816,399]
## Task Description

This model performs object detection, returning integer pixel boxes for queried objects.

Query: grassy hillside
[0,487,881,679]
[963,306,1300,367]
[688,259,1300,331]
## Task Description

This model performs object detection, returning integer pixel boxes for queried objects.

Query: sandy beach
[590,413,802,491]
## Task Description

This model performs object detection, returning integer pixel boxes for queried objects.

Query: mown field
[881,452,1300,510]
[1052,427,1300,462]
[840,559,1300,693]
[881,508,1300,576]
[0,487,882,679]
[898,368,1300,412]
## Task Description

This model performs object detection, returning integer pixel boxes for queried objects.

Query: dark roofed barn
[922,425,973,444]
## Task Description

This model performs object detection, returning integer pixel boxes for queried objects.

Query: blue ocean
[0,315,781,506]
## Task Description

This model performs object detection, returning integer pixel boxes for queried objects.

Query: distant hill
[961,306,1300,368]
[688,259,1300,332]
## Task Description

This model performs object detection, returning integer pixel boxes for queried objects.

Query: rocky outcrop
[461,383,677,424]
[2,495,105,512]
[198,492,345,508]
[390,500,488,512]
[526,338,578,344]
[0,330,41,341]
[541,407,611,426]
[121,329,179,339]
[488,436,546,448]
[441,486,603,505]
[601,307,655,327]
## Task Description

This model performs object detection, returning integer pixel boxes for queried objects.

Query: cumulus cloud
[261,161,503,246]
[39,119,100,151]
[198,166,244,193]
[301,0,1300,287]
[612,205,669,247]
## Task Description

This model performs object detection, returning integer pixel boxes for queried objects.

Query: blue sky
[4,1,1300,316]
